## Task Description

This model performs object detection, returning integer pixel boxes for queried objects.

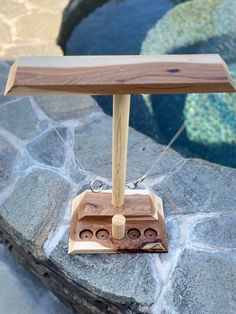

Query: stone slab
[0,169,71,259]
[0,98,47,140]
[35,95,99,121]
[50,229,160,313]
[154,158,236,216]
[190,213,236,249]
[162,249,236,314]
[27,128,68,168]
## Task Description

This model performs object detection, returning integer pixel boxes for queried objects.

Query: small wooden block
[69,190,168,254]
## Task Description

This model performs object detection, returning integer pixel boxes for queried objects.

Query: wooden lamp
[5,55,235,253]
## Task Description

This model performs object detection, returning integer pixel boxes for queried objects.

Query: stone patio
[0,61,236,313]
[0,0,67,59]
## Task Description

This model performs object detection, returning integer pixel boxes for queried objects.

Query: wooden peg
[112,94,131,208]
[112,214,126,240]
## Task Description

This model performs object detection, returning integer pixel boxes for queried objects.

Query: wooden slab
[5,54,235,96]
[69,190,167,254]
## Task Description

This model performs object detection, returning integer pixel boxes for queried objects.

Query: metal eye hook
[127,176,145,190]
[127,181,139,190]
[90,179,104,193]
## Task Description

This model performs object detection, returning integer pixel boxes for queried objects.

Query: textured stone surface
[161,249,236,314]
[0,98,44,140]
[27,128,68,167]
[5,44,62,59]
[154,158,236,216]
[0,0,26,18]
[16,12,61,41]
[0,135,19,193]
[51,230,159,312]
[0,0,68,59]
[191,213,236,249]
[35,95,98,121]
[27,0,67,10]
[0,20,11,44]
[0,169,71,259]
[0,245,72,314]
[74,113,183,181]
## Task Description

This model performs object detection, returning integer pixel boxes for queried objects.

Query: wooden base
[69,190,168,254]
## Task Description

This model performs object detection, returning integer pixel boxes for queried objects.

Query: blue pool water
[65,0,236,168]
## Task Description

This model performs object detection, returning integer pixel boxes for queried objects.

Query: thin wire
[127,122,186,188]
[54,122,186,190]
[54,128,93,175]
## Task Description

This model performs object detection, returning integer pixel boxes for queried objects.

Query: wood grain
[69,190,167,254]
[112,95,130,207]
[5,55,235,96]
[112,214,126,240]
[78,191,155,220]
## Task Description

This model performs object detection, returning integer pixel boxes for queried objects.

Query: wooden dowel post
[112,94,131,208]
[112,214,126,240]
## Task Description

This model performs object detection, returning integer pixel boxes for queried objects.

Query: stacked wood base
[69,190,168,254]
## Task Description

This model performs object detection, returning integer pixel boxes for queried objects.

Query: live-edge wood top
[5,54,235,96]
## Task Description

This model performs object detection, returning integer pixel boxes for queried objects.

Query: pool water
[65,0,236,168]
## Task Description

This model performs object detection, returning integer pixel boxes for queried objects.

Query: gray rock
[74,114,183,181]
[190,213,236,249]
[0,98,45,140]
[0,169,71,259]
[165,217,181,251]
[154,158,236,216]
[0,245,72,314]
[50,230,160,313]
[163,249,236,314]
[27,128,68,167]
[35,95,99,121]
[0,135,19,193]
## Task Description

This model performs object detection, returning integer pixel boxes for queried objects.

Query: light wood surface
[112,95,130,208]
[5,54,235,96]
[69,190,167,254]
[112,214,126,240]
[78,191,155,220]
